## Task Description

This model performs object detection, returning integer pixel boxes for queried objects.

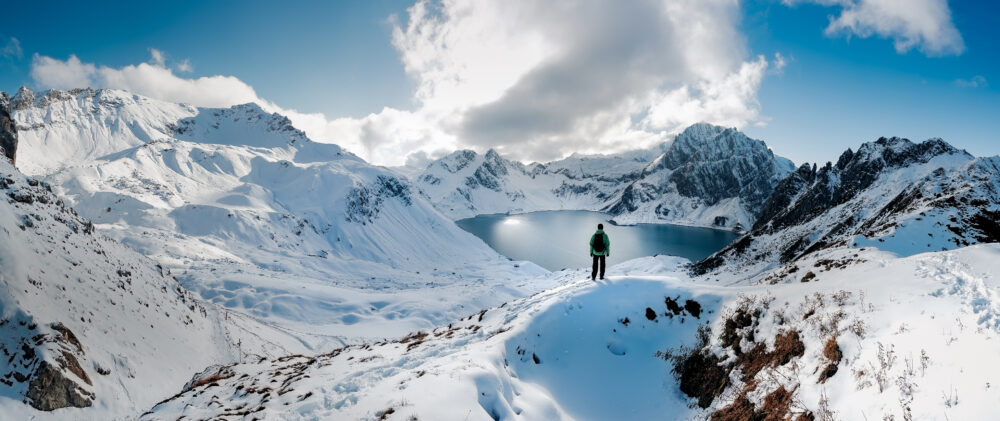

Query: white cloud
[785,0,964,56]
[28,1,787,166]
[149,48,166,66]
[31,54,97,90]
[2,37,22,61]
[955,75,987,88]
[382,0,778,163]
[642,56,771,133]
[176,59,193,73]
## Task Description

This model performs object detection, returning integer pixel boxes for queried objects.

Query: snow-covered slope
[413,123,794,230]
[414,146,664,220]
[10,88,547,344]
[693,136,999,282]
[11,87,197,176]
[0,157,238,418]
[143,244,1000,420]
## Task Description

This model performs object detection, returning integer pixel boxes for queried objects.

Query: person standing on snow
[589,223,610,280]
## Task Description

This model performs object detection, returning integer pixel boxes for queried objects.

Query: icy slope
[694,137,999,282]
[413,123,793,230]
[0,158,238,418]
[143,245,1000,420]
[12,88,545,343]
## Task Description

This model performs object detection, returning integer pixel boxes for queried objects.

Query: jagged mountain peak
[661,123,773,170]
[172,102,312,148]
[694,134,992,280]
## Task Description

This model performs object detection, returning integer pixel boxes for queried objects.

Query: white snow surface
[0,157,236,419]
[144,246,1000,420]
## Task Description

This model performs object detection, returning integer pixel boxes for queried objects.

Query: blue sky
[1,0,997,166]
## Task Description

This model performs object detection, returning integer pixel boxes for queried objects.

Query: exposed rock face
[754,137,965,234]
[1,318,95,411]
[603,123,795,226]
[0,91,17,164]
[26,360,95,411]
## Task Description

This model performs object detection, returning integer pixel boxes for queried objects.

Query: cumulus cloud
[31,54,97,90]
[28,1,787,166]
[385,0,778,163]
[785,0,964,56]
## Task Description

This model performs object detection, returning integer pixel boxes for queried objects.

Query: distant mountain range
[414,122,795,230]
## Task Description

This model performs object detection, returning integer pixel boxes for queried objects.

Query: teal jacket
[589,230,610,256]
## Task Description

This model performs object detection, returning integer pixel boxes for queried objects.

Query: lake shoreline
[459,209,744,234]
[456,210,740,271]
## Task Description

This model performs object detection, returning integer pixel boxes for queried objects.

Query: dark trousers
[592,255,606,279]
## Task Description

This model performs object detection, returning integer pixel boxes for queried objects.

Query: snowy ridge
[11,87,198,176]
[144,246,1000,420]
[693,136,1000,282]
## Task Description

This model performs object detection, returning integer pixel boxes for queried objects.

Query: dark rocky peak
[660,123,728,169]
[752,137,969,234]
[481,148,509,176]
[10,87,100,110]
[476,149,508,177]
[435,149,478,173]
[849,137,966,169]
[0,92,16,164]
[660,123,773,171]
[12,86,35,110]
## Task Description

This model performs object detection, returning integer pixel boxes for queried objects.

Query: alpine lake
[456,210,741,271]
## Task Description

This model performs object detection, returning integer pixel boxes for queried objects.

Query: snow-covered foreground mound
[145,245,1000,420]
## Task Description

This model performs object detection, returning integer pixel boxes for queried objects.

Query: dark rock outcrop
[26,359,94,411]
[754,137,967,234]
[0,91,17,165]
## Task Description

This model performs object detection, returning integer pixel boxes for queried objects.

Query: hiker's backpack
[593,233,606,252]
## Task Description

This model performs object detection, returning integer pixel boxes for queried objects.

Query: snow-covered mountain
[414,145,664,220]
[605,123,795,228]
[8,87,547,344]
[413,123,794,230]
[693,136,1000,282]
[0,157,239,417]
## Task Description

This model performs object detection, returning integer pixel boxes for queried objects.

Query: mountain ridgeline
[414,123,795,230]
[693,136,1000,280]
